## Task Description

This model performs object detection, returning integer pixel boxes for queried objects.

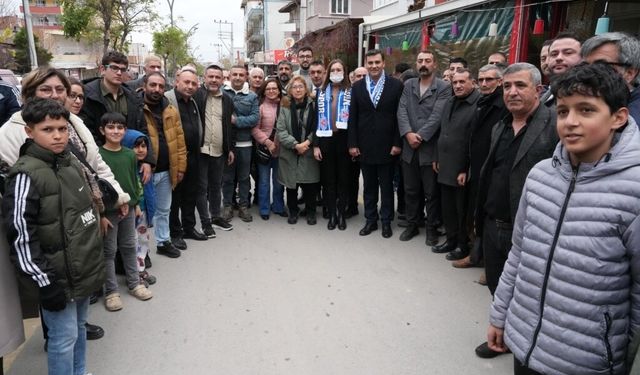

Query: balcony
[19,5,62,15]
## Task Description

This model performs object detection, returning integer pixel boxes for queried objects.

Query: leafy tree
[13,28,52,74]
[152,26,190,77]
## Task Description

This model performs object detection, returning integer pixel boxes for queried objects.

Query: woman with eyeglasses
[0,67,130,373]
[65,77,85,115]
[276,75,320,225]
[252,78,287,220]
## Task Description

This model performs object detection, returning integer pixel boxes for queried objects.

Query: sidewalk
[6,213,512,375]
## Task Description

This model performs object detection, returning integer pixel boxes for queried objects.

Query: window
[331,0,349,15]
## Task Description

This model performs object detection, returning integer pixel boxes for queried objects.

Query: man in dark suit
[432,68,481,259]
[473,62,558,359]
[348,49,404,238]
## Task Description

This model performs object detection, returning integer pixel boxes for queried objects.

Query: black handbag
[68,143,119,210]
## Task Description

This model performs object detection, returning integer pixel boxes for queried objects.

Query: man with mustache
[277,60,293,93]
[541,33,582,106]
[473,63,558,359]
[397,50,451,245]
[141,72,187,258]
[294,46,313,89]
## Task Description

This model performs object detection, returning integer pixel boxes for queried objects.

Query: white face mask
[330,73,343,83]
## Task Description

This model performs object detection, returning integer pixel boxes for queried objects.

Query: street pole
[21,0,38,70]
[214,19,234,65]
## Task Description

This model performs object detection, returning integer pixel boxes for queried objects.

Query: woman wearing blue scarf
[313,59,352,230]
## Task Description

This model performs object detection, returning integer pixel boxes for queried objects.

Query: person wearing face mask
[313,59,353,230]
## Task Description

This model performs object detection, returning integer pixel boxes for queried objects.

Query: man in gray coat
[474,63,558,359]
[432,69,480,258]
[397,50,452,245]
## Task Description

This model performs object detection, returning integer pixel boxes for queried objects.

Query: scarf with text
[316,85,351,137]
[365,73,385,108]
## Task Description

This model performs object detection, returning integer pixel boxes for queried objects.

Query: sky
[132,0,246,64]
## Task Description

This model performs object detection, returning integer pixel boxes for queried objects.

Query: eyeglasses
[37,85,67,96]
[104,64,127,73]
[298,54,313,59]
[478,77,497,83]
[68,92,84,101]
[291,85,306,90]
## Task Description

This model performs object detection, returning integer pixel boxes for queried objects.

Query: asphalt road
[7,210,513,375]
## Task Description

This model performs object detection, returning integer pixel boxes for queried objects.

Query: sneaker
[183,229,208,241]
[211,217,233,231]
[129,284,153,301]
[140,270,156,285]
[238,206,253,222]
[222,206,233,221]
[202,223,217,238]
[104,292,123,311]
[157,241,181,258]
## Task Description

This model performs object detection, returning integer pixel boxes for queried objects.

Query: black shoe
[446,248,470,261]
[171,236,187,250]
[157,241,181,258]
[359,222,378,236]
[399,225,419,241]
[288,213,298,224]
[307,214,317,225]
[327,215,337,230]
[426,229,439,246]
[432,241,456,254]
[475,341,509,358]
[184,229,208,241]
[86,323,104,340]
[261,214,270,220]
[382,223,392,238]
[212,217,233,231]
[202,223,217,238]
[145,254,152,268]
[338,214,346,230]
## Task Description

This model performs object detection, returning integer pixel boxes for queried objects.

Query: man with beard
[165,66,209,250]
[348,49,404,238]
[541,33,582,106]
[141,72,187,258]
[277,60,293,93]
[397,50,451,245]
[432,69,480,258]
[294,47,313,88]
[452,64,508,269]
[194,65,235,238]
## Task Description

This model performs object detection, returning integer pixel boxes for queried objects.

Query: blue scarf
[365,73,385,108]
[316,85,351,137]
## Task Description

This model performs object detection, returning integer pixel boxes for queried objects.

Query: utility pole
[213,19,234,64]
[21,0,38,70]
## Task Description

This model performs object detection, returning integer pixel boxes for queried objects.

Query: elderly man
[397,50,451,244]
[127,55,164,91]
[488,52,507,65]
[473,63,558,359]
[352,67,368,83]
[248,67,265,93]
[582,32,640,123]
[166,66,209,249]
[432,69,480,259]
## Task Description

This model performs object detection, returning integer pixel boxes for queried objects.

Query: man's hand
[432,161,440,173]
[177,172,184,183]
[487,325,508,353]
[140,163,152,184]
[313,147,322,161]
[119,203,129,218]
[405,132,422,149]
[227,151,235,165]
[231,114,237,125]
[457,173,467,186]
[349,147,360,158]
[390,146,401,156]
[100,217,113,236]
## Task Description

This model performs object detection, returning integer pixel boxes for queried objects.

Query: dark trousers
[347,160,360,212]
[287,183,318,216]
[170,152,199,237]
[361,162,394,224]
[440,183,469,249]
[402,155,438,229]
[467,180,483,264]
[319,132,350,217]
[514,358,543,375]
[483,216,514,295]
[394,159,405,215]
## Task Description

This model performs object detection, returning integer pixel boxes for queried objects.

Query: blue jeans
[153,171,172,243]
[222,146,252,207]
[41,297,89,375]
[257,158,285,215]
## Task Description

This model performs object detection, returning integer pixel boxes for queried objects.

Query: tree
[113,0,158,52]
[152,26,190,77]
[13,28,52,74]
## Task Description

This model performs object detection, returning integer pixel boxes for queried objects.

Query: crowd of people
[1,30,640,375]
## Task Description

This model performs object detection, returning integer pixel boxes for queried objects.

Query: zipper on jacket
[604,312,614,374]
[55,161,74,292]
[524,166,578,366]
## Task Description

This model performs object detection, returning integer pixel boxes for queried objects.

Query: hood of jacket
[552,116,640,182]
[121,128,150,150]
[223,82,250,95]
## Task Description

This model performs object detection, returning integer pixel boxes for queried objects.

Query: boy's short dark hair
[551,62,629,113]
[100,112,127,128]
[134,136,147,147]
[101,51,128,67]
[22,97,70,128]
